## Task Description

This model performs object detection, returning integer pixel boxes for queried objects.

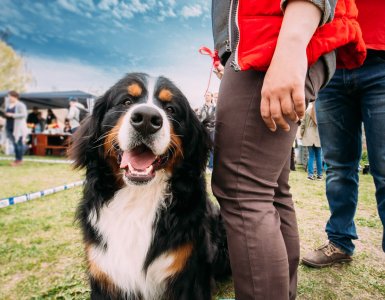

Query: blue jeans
[316,53,385,254]
[307,146,322,177]
[6,130,24,161]
[208,151,214,169]
[208,130,215,170]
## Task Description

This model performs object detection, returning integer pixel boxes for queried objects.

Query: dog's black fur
[70,73,230,299]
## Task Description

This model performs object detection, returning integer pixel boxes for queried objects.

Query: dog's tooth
[145,165,153,174]
[128,163,135,173]
[126,163,154,177]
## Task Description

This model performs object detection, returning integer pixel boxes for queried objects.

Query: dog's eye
[166,106,175,114]
[124,99,133,106]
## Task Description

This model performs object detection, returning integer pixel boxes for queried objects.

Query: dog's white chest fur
[89,173,173,299]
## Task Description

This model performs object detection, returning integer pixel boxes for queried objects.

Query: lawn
[0,160,384,299]
[0,158,82,199]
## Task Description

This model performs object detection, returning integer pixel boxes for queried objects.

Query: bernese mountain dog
[70,73,231,300]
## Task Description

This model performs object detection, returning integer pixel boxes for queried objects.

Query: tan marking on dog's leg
[167,243,193,276]
[85,244,118,296]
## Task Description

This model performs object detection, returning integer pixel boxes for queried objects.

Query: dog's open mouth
[119,144,167,182]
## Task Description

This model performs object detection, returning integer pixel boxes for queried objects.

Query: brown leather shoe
[302,242,352,268]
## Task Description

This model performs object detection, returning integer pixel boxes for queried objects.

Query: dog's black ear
[183,107,211,174]
[68,95,107,169]
[68,116,95,169]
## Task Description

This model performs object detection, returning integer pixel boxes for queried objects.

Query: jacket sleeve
[13,102,27,119]
[67,106,76,120]
[280,0,337,26]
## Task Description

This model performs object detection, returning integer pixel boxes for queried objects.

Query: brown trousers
[212,58,326,300]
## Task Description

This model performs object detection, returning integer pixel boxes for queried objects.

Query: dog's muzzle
[117,105,170,185]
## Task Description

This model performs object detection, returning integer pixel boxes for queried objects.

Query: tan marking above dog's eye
[158,89,173,102]
[127,83,142,97]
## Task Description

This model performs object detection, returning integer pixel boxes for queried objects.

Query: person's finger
[280,94,298,122]
[260,95,276,131]
[292,84,306,120]
[270,98,290,131]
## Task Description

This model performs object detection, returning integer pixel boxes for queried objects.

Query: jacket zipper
[226,0,234,52]
[230,0,241,71]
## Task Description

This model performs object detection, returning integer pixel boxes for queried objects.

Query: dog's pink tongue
[120,149,156,170]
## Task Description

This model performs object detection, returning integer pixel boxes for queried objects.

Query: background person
[66,97,85,133]
[211,0,365,299]
[302,0,385,268]
[63,118,72,133]
[35,112,45,133]
[197,92,216,171]
[300,101,323,180]
[4,90,28,166]
[27,106,39,126]
[197,92,215,122]
[47,118,59,130]
[212,92,219,105]
[45,108,57,126]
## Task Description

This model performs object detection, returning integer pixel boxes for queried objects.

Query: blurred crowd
[0,92,88,165]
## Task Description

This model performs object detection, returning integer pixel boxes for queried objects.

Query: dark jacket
[198,104,216,132]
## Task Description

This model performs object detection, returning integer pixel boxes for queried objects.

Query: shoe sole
[301,257,352,268]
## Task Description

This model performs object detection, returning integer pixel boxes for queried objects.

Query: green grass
[0,163,384,299]
[361,151,369,166]
[0,159,83,199]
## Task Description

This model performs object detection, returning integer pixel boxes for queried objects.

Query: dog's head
[70,73,210,186]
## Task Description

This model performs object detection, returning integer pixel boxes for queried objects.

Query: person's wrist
[271,39,307,66]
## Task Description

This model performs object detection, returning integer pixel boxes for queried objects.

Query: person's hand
[260,0,321,132]
[213,64,224,80]
[261,43,307,132]
[5,112,14,118]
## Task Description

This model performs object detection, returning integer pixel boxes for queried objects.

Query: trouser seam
[234,81,263,299]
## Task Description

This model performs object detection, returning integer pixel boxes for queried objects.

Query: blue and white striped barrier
[0,157,73,164]
[0,180,84,209]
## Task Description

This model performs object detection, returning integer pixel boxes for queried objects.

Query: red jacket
[356,0,385,51]
[233,0,367,71]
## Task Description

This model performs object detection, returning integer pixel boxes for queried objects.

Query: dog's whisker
[169,139,184,159]
[94,127,120,143]
[167,116,182,127]
[94,131,113,143]
[92,132,119,150]
[168,144,176,157]
[109,110,130,114]
[91,141,109,150]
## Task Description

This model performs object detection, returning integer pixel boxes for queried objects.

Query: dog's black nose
[130,106,163,135]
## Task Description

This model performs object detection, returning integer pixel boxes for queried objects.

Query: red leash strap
[199,47,220,68]
[199,46,220,95]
